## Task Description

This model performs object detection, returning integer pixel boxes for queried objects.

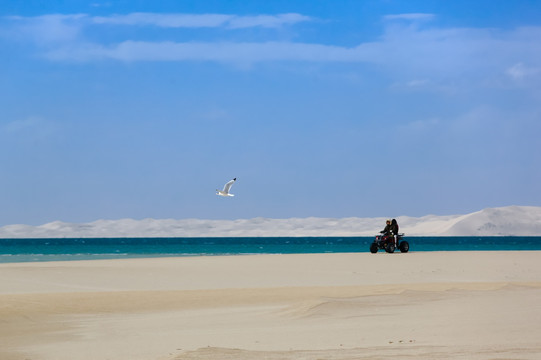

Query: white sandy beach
[2,252,541,360]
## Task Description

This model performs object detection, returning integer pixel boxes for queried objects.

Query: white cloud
[91,12,312,28]
[7,12,312,31]
[1,117,58,142]
[391,79,432,90]
[406,79,430,87]
[90,2,112,8]
[92,13,233,27]
[4,117,46,133]
[506,62,540,80]
[227,13,312,29]
[6,12,541,91]
[4,12,313,47]
[40,24,541,85]
[44,40,368,63]
[6,14,87,45]
[384,13,435,21]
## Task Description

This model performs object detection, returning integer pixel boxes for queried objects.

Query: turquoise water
[1,236,540,263]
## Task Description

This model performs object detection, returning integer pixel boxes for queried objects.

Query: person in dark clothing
[380,219,399,246]
[390,219,399,235]
[391,219,399,246]
[380,219,392,236]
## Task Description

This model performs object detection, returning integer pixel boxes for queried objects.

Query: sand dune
[1,205,540,238]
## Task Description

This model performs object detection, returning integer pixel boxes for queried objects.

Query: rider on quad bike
[370,218,409,253]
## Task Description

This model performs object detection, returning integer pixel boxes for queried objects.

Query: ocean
[1,236,541,263]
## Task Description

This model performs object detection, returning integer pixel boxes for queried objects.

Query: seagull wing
[223,178,236,193]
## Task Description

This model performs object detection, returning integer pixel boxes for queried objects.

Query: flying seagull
[216,178,236,197]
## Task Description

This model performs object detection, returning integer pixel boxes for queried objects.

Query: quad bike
[370,233,409,253]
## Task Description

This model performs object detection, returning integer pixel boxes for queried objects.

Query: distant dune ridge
[1,206,540,238]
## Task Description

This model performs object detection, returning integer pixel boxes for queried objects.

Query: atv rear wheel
[399,241,409,253]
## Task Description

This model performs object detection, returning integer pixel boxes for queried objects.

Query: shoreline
[2,248,541,266]
[2,248,541,264]
[2,251,541,360]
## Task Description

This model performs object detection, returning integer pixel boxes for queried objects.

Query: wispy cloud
[506,62,540,80]
[90,2,112,8]
[5,14,87,45]
[4,12,313,44]
[44,40,368,63]
[226,13,312,29]
[89,12,311,29]
[5,12,541,92]
[32,22,541,95]
[384,13,435,21]
[1,117,58,142]
[91,13,233,28]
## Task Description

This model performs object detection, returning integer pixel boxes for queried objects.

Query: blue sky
[1,0,540,225]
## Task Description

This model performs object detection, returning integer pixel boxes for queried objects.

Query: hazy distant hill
[1,206,540,238]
